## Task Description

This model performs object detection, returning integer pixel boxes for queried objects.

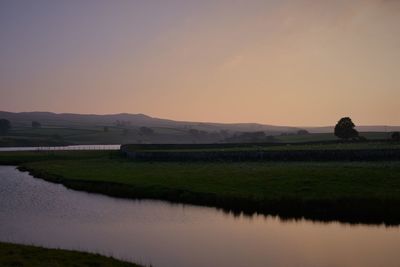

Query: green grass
[0,242,141,267]
[3,150,400,223]
[21,159,400,202]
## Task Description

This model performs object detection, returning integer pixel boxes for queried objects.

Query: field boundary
[121,145,400,161]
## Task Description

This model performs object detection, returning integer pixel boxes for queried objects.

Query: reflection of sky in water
[1,166,400,267]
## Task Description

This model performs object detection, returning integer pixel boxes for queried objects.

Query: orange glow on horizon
[1,0,399,126]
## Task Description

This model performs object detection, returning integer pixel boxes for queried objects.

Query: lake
[0,166,399,267]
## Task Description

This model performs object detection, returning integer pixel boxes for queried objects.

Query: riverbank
[0,242,141,267]
[3,150,397,225]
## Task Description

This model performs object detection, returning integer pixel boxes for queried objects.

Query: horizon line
[1,110,400,128]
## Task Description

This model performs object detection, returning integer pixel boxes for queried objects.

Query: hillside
[0,111,398,146]
[0,111,299,133]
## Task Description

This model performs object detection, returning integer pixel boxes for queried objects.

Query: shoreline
[0,242,142,267]
[18,164,400,226]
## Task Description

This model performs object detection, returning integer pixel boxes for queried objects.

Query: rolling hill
[0,111,398,146]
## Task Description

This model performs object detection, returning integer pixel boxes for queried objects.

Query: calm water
[0,144,120,152]
[0,166,399,267]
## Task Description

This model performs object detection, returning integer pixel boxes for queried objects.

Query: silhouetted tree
[392,132,400,142]
[334,117,359,140]
[32,121,41,128]
[0,119,11,135]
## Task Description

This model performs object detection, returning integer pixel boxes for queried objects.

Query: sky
[0,0,399,126]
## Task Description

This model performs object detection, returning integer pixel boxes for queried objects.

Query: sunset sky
[1,0,399,126]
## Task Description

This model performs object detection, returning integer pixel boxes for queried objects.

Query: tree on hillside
[0,119,11,135]
[32,121,41,128]
[392,132,400,142]
[334,117,359,140]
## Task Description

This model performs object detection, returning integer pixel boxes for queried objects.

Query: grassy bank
[0,242,141,267]
[11,151,400,225]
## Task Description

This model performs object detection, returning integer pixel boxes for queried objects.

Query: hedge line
[121,147,400,161]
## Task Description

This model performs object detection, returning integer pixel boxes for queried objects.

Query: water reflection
[218,209,397,228]
[1,166,400,267]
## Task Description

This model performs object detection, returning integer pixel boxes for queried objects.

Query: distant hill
[0,111,300,134]
[0,111,398,146]
[1,111,399,134]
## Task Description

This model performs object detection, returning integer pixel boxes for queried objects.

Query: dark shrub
[334,117,359,140]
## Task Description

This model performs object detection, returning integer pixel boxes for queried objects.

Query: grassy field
[0,125,207,146]
[1,126,135,146]
[275,132,391,143]
[21,159,400,202]
[3,150,399,224]
[0,122,393,147]
[0,242,141,267]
